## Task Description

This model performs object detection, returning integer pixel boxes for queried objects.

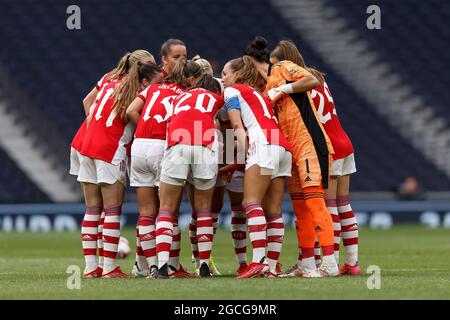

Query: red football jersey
[311,82,354,160]
[167,88,224,149]
[134,83,185,140]
[71,72,112,152]
[224,84,290,152]
[80,79,134,164]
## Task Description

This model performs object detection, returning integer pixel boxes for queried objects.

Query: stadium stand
[0,146,50,203]
[0,0,449,203]
[324,0,450,126]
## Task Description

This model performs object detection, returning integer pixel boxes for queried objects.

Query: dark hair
[244,36,270,63]
[164,57,202,88]
[194,74,221,94]
[138,63,161,82]
[160,38,186,58]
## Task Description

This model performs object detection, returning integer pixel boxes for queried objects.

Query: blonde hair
[108,49,154,81]
[271,40,325,85]
[192,55,213,75]
[227,55,259,87]
[110,50,158,117]
[164,57,203,88]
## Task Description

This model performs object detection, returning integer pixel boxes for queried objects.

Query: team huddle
[70,37,360,279]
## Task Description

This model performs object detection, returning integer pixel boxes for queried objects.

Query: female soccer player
[160,39,187,77]
[72,51,155,181]
[126,63,191,279]
[155,62,224,278]
[267,42,360,274]
[139,39,191,278]
[222,56,292,278]
[187,55,220,274]
[72,50,155,278]
[245,37,339,277]
[185,55,224,275]
[269,40,359,275]
[78,60,161,278]
[129,39,188,278]
[186,55,248,276]
[310,82,360,275]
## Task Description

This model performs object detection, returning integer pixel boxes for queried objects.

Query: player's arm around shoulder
[276,61,320,93]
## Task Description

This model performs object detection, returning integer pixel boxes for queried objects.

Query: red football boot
[169,264,194,279]
[339,262,361,276]
[236,262,248,276]
[237,262,269,279]
[83,267,100,278]
[102,266,132,278]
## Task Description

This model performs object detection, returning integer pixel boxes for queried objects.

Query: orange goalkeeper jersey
[265,60,334,188]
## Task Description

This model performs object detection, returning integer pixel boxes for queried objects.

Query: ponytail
[192,55,213,75]
[111,62,141,116]
[109,52,132,81]
[108,49,154,81]
[111,62,161,116]
[164,57,202,88]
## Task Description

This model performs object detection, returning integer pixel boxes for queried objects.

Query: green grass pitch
[1,226,449,299]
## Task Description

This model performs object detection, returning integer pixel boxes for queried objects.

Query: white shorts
[331,153,357,177]
[226,170,244,193]
[160,144,218,190]
[69,147,82,176]
[246,142,292,179]
[130,139,165,187]
[77,155,127,186]
[212,168,244,193]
